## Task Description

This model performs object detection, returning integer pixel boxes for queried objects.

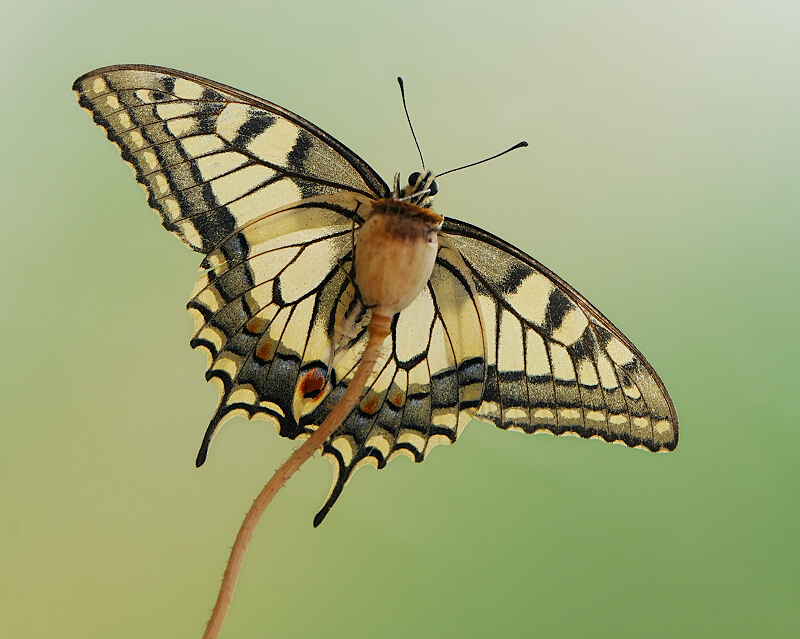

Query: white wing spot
[497,309,525,372]
[140,150,158,171]
[228,387,257,405]
[549,343,575,381]
[102,94,121,111]
[257,400,284,417]
[596,353,618,390]
[216,103,250,141]
[195,152,249,181]
[654,420,673,436]
[397,431,425,453]
[550,307,588,346]
[134,89,157,103]
[160,196,181,222]
[187,306,208,338]
[366,434,391,458]
[525,329,550,377]
[156,101,196,120]
[606,337,635,366]
[577,359,599,386]
[504,407,528,421]
[388,448,417,462]
[431,412,457,430]
[213,355,241,379]
[424,433,453,454]
[177,220,205,251]
[332,436,355,467]
[166,116,196,138]
[193,286,224,313]
[173,78,206,100]
[151,173,169,197]
[506,272,553,328]
[247,117,300,167]
[623,384,642,400]
[90,77,108,96]
[113,111,133,130]
[196,325,225,352]
[181,134,225,157]
[126,130,146,149]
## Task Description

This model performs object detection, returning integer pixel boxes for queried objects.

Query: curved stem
[201,313,392,639]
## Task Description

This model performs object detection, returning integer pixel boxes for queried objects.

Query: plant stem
[201,313,392,639]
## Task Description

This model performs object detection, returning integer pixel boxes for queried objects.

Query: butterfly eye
[408,171,421,186]
[427,180,439,196]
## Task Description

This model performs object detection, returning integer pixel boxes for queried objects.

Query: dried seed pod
[355,198,444,318]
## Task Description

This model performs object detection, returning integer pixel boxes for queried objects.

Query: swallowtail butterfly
[74,65,678,526]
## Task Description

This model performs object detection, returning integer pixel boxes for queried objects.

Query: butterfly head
[393,170,439,207]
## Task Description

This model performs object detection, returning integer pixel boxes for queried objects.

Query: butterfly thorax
[355,195,442,318]
[369,197,443,233]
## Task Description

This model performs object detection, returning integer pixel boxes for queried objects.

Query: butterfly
[74,65,678,526]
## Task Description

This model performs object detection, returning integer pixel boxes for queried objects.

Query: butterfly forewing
[441,219,678,452]
[73,65,388,252]
[75,64,677,526]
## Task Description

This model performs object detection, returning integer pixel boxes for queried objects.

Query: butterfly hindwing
[73,65,389,253]
[188,194,377,464]
[314,243,487,524]
[184,199,484,525]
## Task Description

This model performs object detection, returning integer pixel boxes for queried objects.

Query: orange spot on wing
[246,316,268,334]
[388,388,405,408]
[256,337,275,362]
[361,393,380,415]
[299,368,327,400]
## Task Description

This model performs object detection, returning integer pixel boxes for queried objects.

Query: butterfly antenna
[397,77,425,169]
[436,141,529,178]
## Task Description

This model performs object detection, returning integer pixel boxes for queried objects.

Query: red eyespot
[299,368,327,400]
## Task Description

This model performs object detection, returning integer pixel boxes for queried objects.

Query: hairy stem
[201,313,392,639]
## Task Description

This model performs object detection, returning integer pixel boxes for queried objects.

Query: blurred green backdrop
[2,1,798,637]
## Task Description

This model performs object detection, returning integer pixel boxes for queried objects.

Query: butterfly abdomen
[355,198,443,318]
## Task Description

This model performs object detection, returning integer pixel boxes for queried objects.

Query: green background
[3,1,798,637]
